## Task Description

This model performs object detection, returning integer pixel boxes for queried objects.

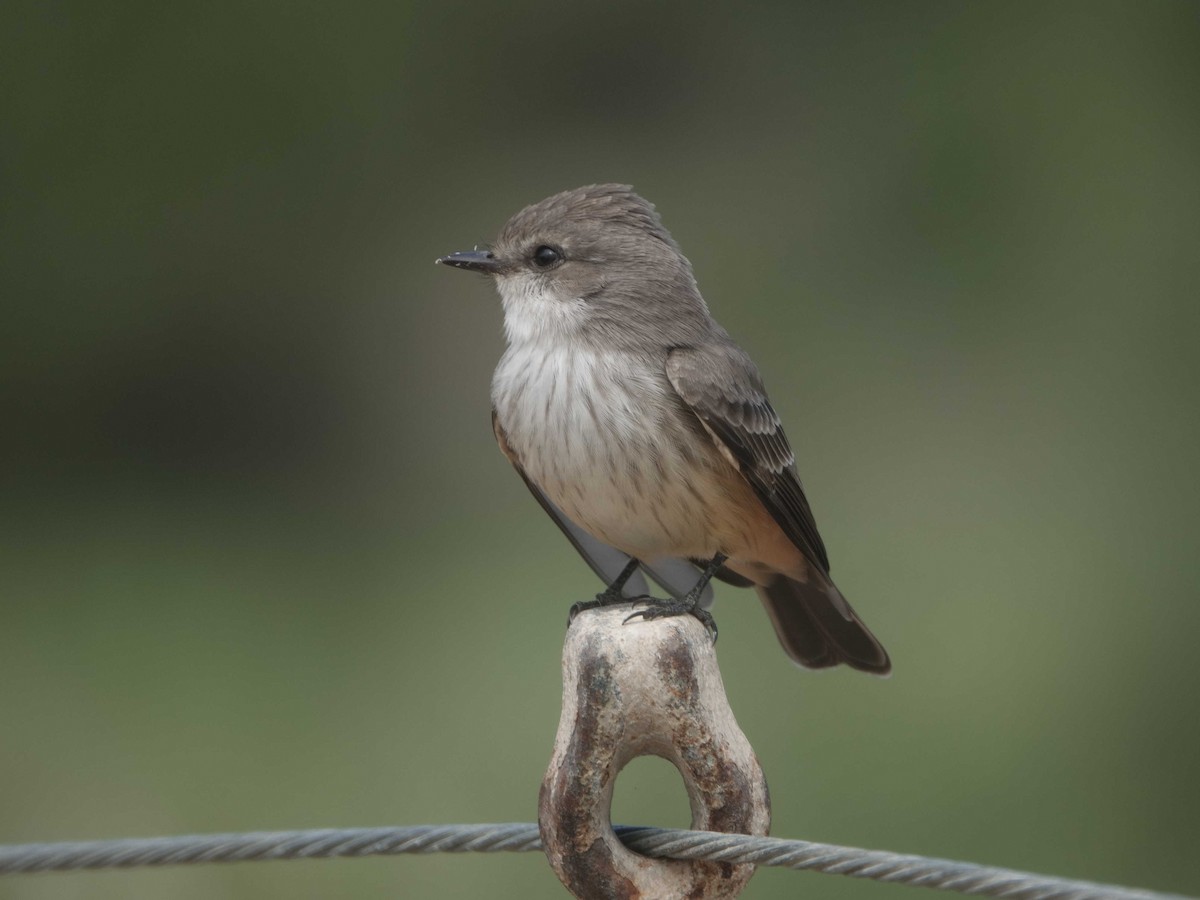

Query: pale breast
[491,341,753,561]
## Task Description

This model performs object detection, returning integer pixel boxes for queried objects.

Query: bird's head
[438,184,711,347]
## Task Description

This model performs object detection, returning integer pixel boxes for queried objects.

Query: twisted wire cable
[0,823,1190,900]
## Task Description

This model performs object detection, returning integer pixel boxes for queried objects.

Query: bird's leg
[623,552,727,642]
[568,557,643,622]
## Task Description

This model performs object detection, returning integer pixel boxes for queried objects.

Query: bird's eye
[531,245,562,268]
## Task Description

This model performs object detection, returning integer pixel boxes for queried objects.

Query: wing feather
[665,344,832,574]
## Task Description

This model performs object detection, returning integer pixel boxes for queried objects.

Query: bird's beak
[436,249,501,274]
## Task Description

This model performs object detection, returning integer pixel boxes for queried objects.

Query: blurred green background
[2,1,1198,898]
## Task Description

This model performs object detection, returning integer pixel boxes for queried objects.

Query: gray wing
[665,343,831,575]
[491,411,713,607]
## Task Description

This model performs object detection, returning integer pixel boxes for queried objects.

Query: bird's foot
[568,589,639,624]
[623,596,718,643]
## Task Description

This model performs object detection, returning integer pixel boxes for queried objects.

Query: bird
[437,184,890,674]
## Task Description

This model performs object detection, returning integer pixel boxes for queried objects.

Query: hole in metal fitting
[610,755,692,830]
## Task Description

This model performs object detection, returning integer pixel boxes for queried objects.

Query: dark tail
[756,575,891,675]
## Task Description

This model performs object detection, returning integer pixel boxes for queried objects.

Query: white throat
[496,274,589,346]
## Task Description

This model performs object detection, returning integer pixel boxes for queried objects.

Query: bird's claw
[622,597,718,643]
[568,591,647,624]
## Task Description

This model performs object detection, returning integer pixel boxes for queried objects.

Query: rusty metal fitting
[539,604,771,899]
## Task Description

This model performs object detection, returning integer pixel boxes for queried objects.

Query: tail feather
[756,576,891,675]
